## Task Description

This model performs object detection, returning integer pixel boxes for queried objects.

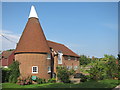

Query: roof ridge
[47,40,64,46]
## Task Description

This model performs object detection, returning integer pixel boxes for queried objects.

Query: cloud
[0,30,20,51]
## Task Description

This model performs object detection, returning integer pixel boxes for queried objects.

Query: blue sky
[2,2,118,58]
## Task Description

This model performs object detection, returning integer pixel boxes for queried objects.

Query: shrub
[48,78,56,83]
[17,76,32,85]
[88,60,106,81]
[105,55,118,79]
[2,68,11,83]
[36,78,43,84]
[8,61,20,83]
[79,55,91,66]
[56,66,74,83]
[74,73,88,82]
[74,73,83,78]
[80,74,88,82]
[36,78,46,84]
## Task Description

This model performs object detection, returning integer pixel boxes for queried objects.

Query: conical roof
[15,6,50,53]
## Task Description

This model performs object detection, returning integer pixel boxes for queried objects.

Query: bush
[57,66,74,83]
[105,55,118,79]
[80,75,88,82]
[2,68,11,83]
[36,78,43,84]
[74,73,88,82]
[17,76,32,85]
[48,78,56,83]
[74,73,83,78]
[88,60,105,81]
[36,78,46,84]
[8,61,20,83]
[79,55,91,66]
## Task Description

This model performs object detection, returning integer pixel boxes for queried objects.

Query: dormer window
[47,53,51,60]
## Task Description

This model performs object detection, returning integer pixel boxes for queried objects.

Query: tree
[8,61,20,83]
[6,49,15,51]
[79,55,91,66]
[118,54,120,80]
[103,55,118,79]
[56,66,75,83]
[88,60,105,80]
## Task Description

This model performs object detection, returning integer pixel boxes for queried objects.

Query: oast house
[1,5,80,80]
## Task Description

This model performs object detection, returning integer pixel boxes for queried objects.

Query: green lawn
[2,79,119,89]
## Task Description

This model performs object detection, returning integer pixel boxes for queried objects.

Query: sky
[1,2,118,58]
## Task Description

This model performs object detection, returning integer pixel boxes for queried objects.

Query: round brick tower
[15,6,51,79]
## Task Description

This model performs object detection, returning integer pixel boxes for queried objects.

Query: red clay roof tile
[47,40,79,57]
[15,18,50,53]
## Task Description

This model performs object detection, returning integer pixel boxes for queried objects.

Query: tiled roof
[47,40,79,57]
[3,40,79,58]
[2,51,14,59]
[15,18,50,53]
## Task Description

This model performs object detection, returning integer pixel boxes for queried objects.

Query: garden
[1,54,120,89]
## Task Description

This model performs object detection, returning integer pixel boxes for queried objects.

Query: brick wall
[15,53,51,79]
[54,55,80,73]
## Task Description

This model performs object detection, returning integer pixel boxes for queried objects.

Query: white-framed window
[70,66,72,69]
[74,66,78,70]
[32,66,38,74]
[58,51,63,64]
[47,53,51,60]
[67,66,72,70]
[66,66,69,69]
[68,56,71,60]
[48,66,51,73]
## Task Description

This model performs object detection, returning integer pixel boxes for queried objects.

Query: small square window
[32,66,38,74]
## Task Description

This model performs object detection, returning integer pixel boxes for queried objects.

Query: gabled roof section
[15,6,50,54]
[2,50,14,59]
[47,40,79,57]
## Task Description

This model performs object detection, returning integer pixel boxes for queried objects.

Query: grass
[2,79,119,89]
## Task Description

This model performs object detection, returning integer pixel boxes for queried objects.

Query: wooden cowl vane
[15,6,50,54]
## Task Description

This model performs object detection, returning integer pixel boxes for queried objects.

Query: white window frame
[58,51,63,64]
[32,66,38,74]
[67,66,72,70]
[70,66,72,69]
[47,53,51,60]
[48,66,51,73]
[74,66,78,70]
[66,66,69,69]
